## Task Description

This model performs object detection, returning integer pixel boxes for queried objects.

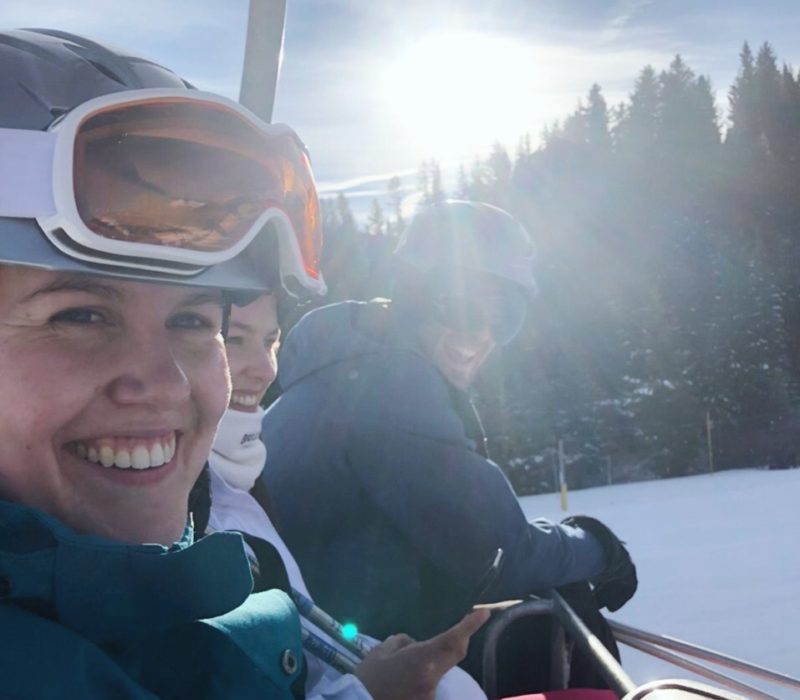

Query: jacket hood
[278,300,408,390]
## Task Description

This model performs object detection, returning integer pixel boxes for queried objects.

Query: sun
[376,30,545,165]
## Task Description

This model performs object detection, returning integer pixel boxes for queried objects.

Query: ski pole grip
[468,548,505,605]
[301,628,358,675]
[291,588,370,659]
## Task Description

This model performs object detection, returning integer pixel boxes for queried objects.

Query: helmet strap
[221,296,233,340]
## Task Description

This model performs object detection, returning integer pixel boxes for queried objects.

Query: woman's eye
[169,312,220,332]
[50,308,107,325]
[225,335,244,346]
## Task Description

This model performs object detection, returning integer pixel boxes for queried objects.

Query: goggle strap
[0,129,56,218]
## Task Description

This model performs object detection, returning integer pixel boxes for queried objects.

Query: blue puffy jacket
[0,499,305,699]
[263,301,605,640]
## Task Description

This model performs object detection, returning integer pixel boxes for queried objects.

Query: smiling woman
[377,30,542,163]
[0,27,317,699]
[0,27,494,700]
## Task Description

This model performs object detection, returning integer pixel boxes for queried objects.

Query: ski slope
[518,469,800,699]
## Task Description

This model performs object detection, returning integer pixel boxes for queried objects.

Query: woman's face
[418,318,496,390]
[0,267,229,545]
[225,294,280,411]
[417,277,507,390]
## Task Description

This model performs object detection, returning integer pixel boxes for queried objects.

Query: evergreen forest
[290,42,800,494]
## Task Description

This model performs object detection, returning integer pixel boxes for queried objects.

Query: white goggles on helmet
[0,88,325,294]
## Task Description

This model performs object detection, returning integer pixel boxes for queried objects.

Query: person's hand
[562,515,638,612]
[355,608,490,700]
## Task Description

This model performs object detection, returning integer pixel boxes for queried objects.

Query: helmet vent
[16,79,61,117]
[84,58,127,86]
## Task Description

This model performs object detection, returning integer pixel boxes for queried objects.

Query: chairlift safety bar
[610,620,800,693]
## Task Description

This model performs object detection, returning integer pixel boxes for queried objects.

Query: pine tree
[585,84,612,153]
[727,42,759,148]
[456,165,469,199]
[417,160,430,199]
[336,192,356,232]
[515,132,532,161]
[486,141,513,207]
[561,100,586,145]
[773,63,800,165]
[659,55,701,153]
[690,76,721,154]
[754,42,782,155]
[318,193,368,302]
[615,65,659,159]
[428,161,445,204]
[367,199,385,236]
[387,175,404,236]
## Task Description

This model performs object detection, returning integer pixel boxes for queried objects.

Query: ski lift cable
[609,620,800,691]
[614,634,781,700]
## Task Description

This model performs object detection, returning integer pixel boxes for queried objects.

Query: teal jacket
[0,500,305,699]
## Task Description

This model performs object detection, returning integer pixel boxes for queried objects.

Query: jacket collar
[0,499,253,644]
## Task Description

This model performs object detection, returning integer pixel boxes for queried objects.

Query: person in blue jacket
[0,29,487,699]
[263,200,638,645]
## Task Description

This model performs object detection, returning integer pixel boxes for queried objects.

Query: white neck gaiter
[208,407,266,492]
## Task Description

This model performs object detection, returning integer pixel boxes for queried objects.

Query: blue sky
[6,1,800,194]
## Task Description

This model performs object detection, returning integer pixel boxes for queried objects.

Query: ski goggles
[430,281,528,345]
[0,89,324,293]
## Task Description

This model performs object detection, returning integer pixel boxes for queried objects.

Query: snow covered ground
[518,469,800,699]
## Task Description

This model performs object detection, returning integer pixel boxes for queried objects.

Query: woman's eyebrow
[23,276,124,302]
[229,320,256,333]
[179,291,226,309]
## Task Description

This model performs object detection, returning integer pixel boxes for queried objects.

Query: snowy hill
[518,469,800,699]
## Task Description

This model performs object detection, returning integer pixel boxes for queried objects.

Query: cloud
[609,0,655,30]
[3,0,244,38]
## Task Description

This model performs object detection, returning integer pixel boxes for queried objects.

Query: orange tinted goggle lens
[72,98,321,278]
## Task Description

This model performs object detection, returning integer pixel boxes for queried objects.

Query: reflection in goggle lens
[72,98,321,278]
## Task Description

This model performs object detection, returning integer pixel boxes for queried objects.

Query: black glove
[562,515,638,612]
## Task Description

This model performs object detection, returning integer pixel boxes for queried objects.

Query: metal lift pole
[239,0,288,122]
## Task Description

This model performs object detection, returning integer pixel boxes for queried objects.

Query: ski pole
[291,588,371,660]
[295,550,504,669]
[549,589,636,698]
[301,627,359,675]
[467,548,505,604]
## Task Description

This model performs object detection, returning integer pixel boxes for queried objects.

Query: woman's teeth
[73,434,176,470]
[230,393,260,408]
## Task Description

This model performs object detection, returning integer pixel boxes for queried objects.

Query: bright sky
[6,0,800,192]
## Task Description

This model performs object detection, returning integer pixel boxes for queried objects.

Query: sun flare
[377,31,546,164]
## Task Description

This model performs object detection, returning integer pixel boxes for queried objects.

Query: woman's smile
[69,432,178,470]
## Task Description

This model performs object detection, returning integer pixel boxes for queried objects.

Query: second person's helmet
[393,199,536,296]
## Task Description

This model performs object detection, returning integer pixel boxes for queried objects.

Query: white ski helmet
[0,29,325,299]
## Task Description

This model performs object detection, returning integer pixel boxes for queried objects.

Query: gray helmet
[393,199,536,296]
[0,29,317,297]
